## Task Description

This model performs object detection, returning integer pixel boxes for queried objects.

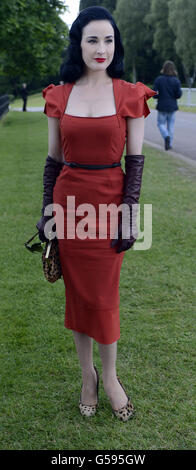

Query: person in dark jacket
[153,61,182,150]
[21,83,28,111]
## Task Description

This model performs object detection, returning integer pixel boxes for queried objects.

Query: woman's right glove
[36,155,64,242]
[111,154,145,253]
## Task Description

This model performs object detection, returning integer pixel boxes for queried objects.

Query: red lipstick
[94,58,106,62]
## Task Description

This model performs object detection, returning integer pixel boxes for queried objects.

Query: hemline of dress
[64,320,120,345]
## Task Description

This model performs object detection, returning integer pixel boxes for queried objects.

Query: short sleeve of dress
[42,84,61,118]
[120,81,157,119]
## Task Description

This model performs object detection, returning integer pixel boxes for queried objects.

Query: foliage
[168,0,196,80]
[79,0,117,13]
[113,0,153,82]
[0,0,69,85]
[144,0,184,81]
[1,0,196,93]
[145,0,177,61]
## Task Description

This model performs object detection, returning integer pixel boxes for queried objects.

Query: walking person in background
[21,83,28,111]
[153,60,182,150]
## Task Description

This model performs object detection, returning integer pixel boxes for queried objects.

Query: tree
[0,0,69,87]
[168,0,196,83]
[113,0,152,82]
[144,0,177,61]
[144,0,184,81]
[79,0,117,14]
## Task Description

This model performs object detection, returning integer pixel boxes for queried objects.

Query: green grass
[0,111,196,450]
[148,97,196,113]
[10,92,45,109]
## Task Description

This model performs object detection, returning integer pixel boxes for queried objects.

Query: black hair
[60,6,125,82]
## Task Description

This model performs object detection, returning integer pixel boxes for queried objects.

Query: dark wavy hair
[60,6,125,83]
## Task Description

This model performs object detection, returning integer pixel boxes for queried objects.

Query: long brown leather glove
[111,155,145,253]
[36,155,64,242]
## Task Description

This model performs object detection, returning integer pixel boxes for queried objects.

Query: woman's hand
[111,216,137,253]
[111,154,145,254]
[36,215,55,242]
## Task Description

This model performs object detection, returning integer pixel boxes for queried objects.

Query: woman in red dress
[36,6,156,422]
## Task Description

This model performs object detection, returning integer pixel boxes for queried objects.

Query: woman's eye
[88,40,113,43]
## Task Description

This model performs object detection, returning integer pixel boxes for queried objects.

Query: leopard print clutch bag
[42,238,62,283]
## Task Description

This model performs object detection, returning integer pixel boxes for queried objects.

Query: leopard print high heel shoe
[79,366,99,417]
[111,376,134,422]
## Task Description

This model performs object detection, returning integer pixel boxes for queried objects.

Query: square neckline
[63,78,118,119]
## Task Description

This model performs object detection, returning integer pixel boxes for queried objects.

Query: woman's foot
[79,366,99,417]
[80,366,98,405]
[103,373,134,421]
[102,373,128,410]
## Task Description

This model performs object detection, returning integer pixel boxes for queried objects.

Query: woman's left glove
[111,155,145,253]
[36,155,64,242]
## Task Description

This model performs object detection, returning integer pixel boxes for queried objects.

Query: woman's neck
[76,71,112,87]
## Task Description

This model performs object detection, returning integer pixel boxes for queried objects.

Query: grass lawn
[10,92,45,109]
[149,97,196,113]
[0,110,195,450]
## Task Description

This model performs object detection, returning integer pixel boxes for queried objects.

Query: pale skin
[47,20,144,409]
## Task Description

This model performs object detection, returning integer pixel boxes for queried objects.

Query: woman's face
[80,20,115,73]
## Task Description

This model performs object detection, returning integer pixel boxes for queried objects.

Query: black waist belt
[64,161,121,170]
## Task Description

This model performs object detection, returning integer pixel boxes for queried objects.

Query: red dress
[42,78,156,344]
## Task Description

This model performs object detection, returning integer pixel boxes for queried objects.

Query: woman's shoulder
[158,74,179,82]
[116,79,157,119]
[117,78,157,102]
[42,83,67,118]
[42,83,66,100]
[117,78,156,98]
[171,76,181,84]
